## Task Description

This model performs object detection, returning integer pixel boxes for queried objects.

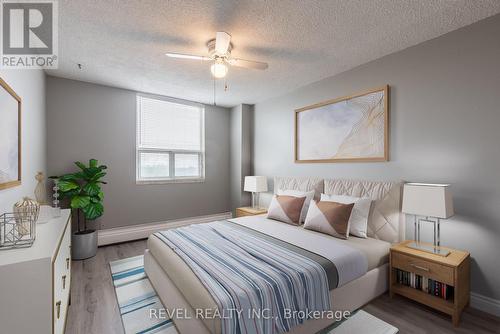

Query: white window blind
[136,95,204,183]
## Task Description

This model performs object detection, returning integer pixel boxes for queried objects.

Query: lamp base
[407,242,450,257]
[251,192,260,209]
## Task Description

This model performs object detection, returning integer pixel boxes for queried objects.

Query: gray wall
[252,15,500,300]
[46,77,230,229]
[229,104,253,212]
[0,70,46,214]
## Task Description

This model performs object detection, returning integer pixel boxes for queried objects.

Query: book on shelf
[395,268,453,300]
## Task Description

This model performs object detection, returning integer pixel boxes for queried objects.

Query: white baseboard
[470,292,500,317]
[98,212,232,246]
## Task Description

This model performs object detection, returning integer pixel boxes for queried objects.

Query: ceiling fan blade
[215,31,231,54]
[165,53,211,61]
[228,58,268,70]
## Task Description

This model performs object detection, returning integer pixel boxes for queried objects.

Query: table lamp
[402,183,454,256]
[244,176,268,209]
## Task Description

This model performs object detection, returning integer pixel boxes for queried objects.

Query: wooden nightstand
[390,240,470,326]
[235,207,267,218]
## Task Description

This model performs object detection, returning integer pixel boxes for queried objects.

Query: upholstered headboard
[324,179,404,243]
[272,177,404,243]
[273,176,324,200]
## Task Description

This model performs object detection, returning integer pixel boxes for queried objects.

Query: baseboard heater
[97,212,232,246]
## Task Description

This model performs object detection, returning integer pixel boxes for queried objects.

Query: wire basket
[0,212,36,250]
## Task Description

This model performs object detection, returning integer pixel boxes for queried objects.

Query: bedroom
[0,1,499,333]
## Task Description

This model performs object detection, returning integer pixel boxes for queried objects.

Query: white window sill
[136,178,205,185]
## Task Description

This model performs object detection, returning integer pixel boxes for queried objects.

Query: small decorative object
[295,85,389,162]
[13,197,39,237]
[0,211,36,249]
[52,177,61,217]
[34,171,48,204]
[0,77,22,190]
[243,176,268,209]
[53,159,107,260]
[402,183,454,256]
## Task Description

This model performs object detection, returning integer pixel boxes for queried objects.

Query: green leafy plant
[53,159,107,232]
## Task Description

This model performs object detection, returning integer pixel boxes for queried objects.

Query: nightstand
[235,207,267,218]
[390,240,470,326]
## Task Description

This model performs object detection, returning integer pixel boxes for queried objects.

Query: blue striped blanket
[154,221,331,334]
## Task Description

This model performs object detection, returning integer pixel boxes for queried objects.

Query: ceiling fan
[165,31,268,79]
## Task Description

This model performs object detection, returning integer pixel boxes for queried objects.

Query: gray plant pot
[72,229,97,260]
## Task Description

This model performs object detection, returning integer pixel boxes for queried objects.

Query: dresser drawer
[53,218,71,334]
[53,294,68,334]
[54,221,71,294]
[392,251,454,285]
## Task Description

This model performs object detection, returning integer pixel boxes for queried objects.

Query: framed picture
[0,77,21,190]
[295,85,389,163]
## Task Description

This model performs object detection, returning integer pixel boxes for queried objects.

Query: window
[136,95,204,183]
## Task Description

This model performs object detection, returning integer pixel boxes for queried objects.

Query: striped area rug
[110,255,397,334]
[110,255,177,334]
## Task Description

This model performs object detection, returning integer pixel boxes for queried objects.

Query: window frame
[136,93,205,184]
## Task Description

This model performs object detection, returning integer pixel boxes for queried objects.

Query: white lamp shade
[244,176,268,193]
[402,183,454,218]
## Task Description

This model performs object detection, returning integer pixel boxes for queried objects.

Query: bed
[144,177,404,334]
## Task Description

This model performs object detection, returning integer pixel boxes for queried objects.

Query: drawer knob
[410,263,430,272]
[56,301,61,319]
[62,275,67,289]
[66,258,70,269]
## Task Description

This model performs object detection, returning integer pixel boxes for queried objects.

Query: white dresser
[0,209,71,334]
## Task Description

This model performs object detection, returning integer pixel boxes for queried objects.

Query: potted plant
[52,159,107,260]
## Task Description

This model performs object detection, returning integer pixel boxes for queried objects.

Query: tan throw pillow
[276,189,315,224]
[321,194,372,238]
[303,200,355,239]
[266,195,306,225]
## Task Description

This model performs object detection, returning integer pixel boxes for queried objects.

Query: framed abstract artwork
[295,85,389,163]
[0,77,21,190]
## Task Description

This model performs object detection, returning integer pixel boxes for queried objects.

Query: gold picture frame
[0,77,22,190]
[295,85,389,163]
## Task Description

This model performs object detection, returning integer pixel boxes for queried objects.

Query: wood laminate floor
[66,240,500,334]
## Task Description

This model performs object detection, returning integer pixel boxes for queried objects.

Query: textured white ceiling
[46,1,500,107]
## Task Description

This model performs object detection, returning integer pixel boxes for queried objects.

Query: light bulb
[210,62,228,78]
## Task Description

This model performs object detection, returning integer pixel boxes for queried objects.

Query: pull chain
[213,73,216,106]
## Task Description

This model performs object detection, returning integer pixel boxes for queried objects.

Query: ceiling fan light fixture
[165,31,268,81]
[210,61,228,78]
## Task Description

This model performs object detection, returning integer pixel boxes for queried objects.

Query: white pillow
[320,194,372,238]
[277,189,315,223]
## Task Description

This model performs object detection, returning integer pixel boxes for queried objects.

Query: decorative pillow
[303,200,354,239]
[267,195,306,225]
[321,194,372,238]
[276,189,315,223]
